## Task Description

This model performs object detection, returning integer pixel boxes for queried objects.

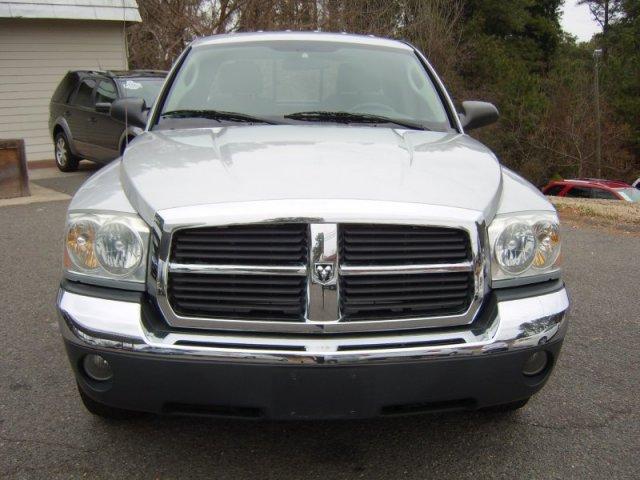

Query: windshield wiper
[161,109,277,124]
[284,111,427,130]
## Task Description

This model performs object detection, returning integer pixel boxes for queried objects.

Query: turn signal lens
[532,221,561,269]
[66,218,99,270]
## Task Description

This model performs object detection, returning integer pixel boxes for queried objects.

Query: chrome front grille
[158,220,483,333]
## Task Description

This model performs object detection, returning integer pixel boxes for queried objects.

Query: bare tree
[128,0,468,72]
[577,0,624,57]
[128,0,244,69]
[577,0,624,33]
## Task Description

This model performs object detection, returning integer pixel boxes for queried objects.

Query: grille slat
[173,252,305,262]
[175,244,306,253]
[343,236,465,244]
[340,224,471,266]
[345,291,470,304]
[173,293,303,303]
[345,283,469,294]
[343,300,467,314]
[177,236,305,244]
[343,251,469,262]
[171,285,304,295]
[171,276,303,286]
[343,244,467,253]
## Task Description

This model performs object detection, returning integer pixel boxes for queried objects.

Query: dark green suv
[48,70,166,171]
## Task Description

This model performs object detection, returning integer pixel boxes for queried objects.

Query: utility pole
[594,48,603,178]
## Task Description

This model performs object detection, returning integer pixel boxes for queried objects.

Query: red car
[542,178,640,202]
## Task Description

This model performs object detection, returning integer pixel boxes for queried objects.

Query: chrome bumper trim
[57,287,569,365]
[339,261,474,276]
[168,263,307,276]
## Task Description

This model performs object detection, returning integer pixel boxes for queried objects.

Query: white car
[57,32,569,420]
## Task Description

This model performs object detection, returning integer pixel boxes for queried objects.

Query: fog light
[522,351,549,377]
[83,354,113,381]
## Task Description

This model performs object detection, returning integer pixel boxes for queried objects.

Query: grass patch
[549,196,640,230]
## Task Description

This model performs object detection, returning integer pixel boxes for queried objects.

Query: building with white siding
[0,1,141,162]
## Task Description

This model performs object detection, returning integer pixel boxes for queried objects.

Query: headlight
[64,213,149,288]
[494,222,536,274]
[488,212,561,286]
[95,221,144,275]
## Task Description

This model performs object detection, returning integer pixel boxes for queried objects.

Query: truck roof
[193,31,412,51]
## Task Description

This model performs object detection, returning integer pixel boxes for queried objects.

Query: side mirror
[110,97,148,129]
[458,101,499,131]
[95,102,111,113]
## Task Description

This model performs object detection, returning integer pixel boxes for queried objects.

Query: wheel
[77,385,143,420]
[485,398,530,413]
[54,132,80,172]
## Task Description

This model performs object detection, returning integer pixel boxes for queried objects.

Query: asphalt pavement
[1,166,638,479]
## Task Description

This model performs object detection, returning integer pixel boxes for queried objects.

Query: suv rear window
[72,78,96,108]
[51,73,77,103]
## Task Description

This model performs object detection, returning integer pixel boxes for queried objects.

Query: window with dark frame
[72,78,96,108]
[564,186,591,198]
[545,185,564,196]
[95,79,118,104]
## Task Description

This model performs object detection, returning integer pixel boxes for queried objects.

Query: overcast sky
[561,0,601,41]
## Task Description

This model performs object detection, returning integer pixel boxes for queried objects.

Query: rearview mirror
[110,97,148,129]
[458,101,499,131]
[95,102,111,113]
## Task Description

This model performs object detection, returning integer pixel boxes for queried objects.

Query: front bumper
[58,282,569,419]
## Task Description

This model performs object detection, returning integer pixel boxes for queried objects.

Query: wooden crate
[0,139,30,199]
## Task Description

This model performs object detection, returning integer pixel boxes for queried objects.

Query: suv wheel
[54,132,79,172]
[78,385,143,420]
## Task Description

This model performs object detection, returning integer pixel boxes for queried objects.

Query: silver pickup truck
[57,32,569,420]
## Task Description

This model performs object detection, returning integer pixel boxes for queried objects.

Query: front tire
[54,132,79,172]
[78,385,143,420]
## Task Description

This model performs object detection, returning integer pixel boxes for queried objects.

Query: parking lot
[1,166,639,479]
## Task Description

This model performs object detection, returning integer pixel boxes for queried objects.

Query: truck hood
[120,126,503,224]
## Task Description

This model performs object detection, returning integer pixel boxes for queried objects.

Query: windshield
[117,78,164,107]
[157,41,451,130]
[617,188,640,202]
